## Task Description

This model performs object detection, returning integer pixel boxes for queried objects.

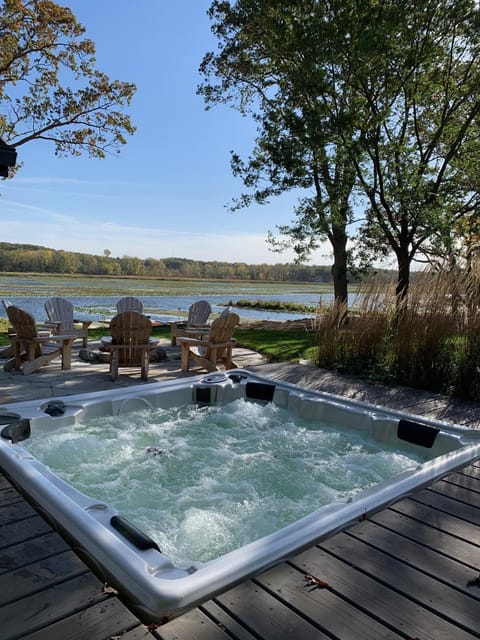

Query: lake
[0,274,356,323]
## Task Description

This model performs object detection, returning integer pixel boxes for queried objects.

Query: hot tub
[0,369,479,623]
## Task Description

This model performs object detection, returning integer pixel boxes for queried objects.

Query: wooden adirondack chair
[169,299,212,345]
[178,312,240,372]
[0,299,15,358]
[45,297,92,348]
[116,297,144,314]
[5,305,76,375]
[100,311,158,381]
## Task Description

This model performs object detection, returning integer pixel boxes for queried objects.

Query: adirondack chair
[178,312,240,372]
[0,299,15,358]
[116,297,144,314]
[100,311,158,381]
[169,300,212,345]
[45,297,92,348]
[5,305,76,375]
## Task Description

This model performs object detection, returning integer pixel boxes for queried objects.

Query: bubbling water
[24,399,423,567]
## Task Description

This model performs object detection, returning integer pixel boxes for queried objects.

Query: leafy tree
[199,0,361,307]
[201,0,480,309]
[0,0,136,165]
[320,0,480,305]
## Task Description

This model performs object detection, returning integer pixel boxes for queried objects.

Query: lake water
[0,275,358,323]
[1,294,322,323]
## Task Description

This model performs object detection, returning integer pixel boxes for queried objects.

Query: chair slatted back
[7,305,42,358]
[205,313,239,360]
[116,297,144,314]
[110,311,152,366]
[45,297,75,331]
[188,300,211,326]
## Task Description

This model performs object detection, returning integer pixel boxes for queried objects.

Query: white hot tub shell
[0,369,479,624]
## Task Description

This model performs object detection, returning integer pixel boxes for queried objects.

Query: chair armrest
[42,333,78,343]
[43,321,62,335]
[74,319,93,329]
[176,337,205,347]
[178,338,232,348]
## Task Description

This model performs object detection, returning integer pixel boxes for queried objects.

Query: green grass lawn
[234,327,317,363]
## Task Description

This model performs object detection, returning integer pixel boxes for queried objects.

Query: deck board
[213,578,332,640]
[0,475,155,640]
[19,599,141,640]
[288,544,478,640]
[254,564,404,640]
[347,519,480,591]
[369,508,480,568]
[442,471,480,491]
[413,487,480,523]
[0,572,111,639]
[157,607,245,640]
[320,531,480,631]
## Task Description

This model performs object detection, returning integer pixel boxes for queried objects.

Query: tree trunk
[331,240,348,304]
[331,228,349,325]
[395,248,411,321]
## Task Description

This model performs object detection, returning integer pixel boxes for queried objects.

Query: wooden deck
[1,366,480,639]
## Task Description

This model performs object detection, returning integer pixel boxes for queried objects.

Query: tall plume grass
[315,265,480,399]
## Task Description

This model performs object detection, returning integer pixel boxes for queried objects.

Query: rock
[79,349,101,363]
[150,347,168,363]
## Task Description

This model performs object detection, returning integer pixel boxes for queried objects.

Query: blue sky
[0,0,332,265]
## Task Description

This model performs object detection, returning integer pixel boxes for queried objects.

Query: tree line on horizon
[0,242,359,282]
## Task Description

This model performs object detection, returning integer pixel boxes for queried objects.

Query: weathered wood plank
[0,550,89,606]
[158,606,241,640]
[20,598,144,640]
[110,626,157,640]
[214,579,331,640]
[320,531,480,631]
[0,486,23,506]
[348,518,480,589]
[432,479,480,503]
[255,562,404,639]
[414,488,480,524]
[0,475,12,491]
[0,531,69,574]
[443,472,480,492]
[290,545,478,640]
[369,508,480,568]
[0,499,38,525]
[391,497,480,540]
[0,515,52,549]
[200,601,259,640]
[459,465,480,480]
[0,572,110,640]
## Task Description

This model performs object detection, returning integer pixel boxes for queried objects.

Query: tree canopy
[0,0,136,163]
